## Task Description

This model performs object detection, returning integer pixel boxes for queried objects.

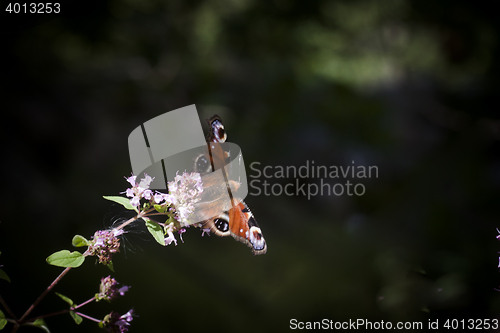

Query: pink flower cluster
[124,172,203,226]
[101,309,135,333]
[96,276,130,302]
[156,171,203,225]
[88,229,123,265]
[124,174,154,207]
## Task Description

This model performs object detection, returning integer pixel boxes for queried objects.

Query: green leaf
[154,204,166,213]
[0,310,6,330]
[69,311,83,325]
[103,196,136,211]
[25,319,50,333]
[71,235,89,247]
[46,250,85,268]
[0,269,10,283]
[145,220,165,245]
[107,262,114,272]
[55,292,74,307]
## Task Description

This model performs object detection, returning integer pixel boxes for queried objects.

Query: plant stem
[27,296,96,322]
[10,323,19,333]
[18,267,72,323]
[0,294,17,320]
[115,206,158,230]
[74,297,96,309]
[28,308,71,321]
[74,311,101,323]
[115,212,144,231]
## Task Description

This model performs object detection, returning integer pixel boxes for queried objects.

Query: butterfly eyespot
[217,127,226,140]
[194,155,210,173]
[214,218,229,232]
[209,119,227,143]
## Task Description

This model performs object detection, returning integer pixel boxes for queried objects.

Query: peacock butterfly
[194,115,267,255]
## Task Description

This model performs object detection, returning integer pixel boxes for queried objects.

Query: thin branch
[115,212,144,231]
[73,297,96,309]
[143,212,168,217]
[10,323,20,333]
[28,308,71,322]
[74,311,101,323]
[0,294,17,320]
[19,267,72,322]
[25,296,95,322]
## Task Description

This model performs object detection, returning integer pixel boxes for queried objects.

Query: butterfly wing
[197,114,267,255]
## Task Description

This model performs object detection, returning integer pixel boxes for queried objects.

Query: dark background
[1,0,500,332]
